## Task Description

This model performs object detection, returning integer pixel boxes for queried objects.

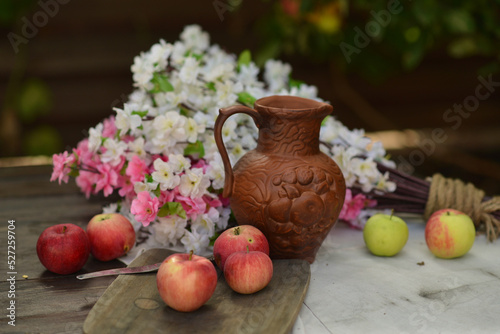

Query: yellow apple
[363,213,409,256]
[425,209,475,259]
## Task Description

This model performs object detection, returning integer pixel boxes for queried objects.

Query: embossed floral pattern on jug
[215,95,346,263]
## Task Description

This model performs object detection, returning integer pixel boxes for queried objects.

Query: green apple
[425,209,475,259]
[363,212,409,256]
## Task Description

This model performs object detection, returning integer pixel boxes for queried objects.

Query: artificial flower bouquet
[50,25,400,255]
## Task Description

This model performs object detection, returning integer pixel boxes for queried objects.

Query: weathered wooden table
[2,165,500,333]
[0,165,126,333]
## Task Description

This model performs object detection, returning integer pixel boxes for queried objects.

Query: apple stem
[62,225,67,233]
[234,227,240,235]
[189,250,193,261]
[390,209,394,220]
[246,245,249,254]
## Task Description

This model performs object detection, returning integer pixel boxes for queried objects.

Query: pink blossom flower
[177,195,206,220]
[94,163,119,197]
[50,151,75,184]
[339,189,376,228]
[192,159,208,173]
[74,139,95,168]
[76,171,98,198]
[118,175,135,199]
[218,194,230,207]
[126,155,148,183]
[102,116,117,138]
[121,135,136,143]
[131,191,160,226]
[203,195,222,208]
[159,188,177,203]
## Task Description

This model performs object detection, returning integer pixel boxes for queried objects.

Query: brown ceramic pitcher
[214,95,346,263]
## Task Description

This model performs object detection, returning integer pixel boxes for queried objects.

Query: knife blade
[76,262,162,280]
[76,255,215,280]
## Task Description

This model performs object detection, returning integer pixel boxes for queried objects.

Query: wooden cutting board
[83,248,310,334]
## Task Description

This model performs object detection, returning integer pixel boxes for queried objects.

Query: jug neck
[254,98,332,156]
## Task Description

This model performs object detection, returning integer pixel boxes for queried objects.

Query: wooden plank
[84,248,310,334]
[0,166,127,333]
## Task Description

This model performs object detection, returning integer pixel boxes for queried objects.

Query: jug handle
[214,105,262,198]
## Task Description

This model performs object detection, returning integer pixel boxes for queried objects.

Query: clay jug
[214,95,346,263]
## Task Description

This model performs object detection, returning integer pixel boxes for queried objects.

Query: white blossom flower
[184,117,205,143]
[179,57,200,84]
[88,123,103,153]
[376,171,397,192]
[320,116,342,143]
[167,154,191,173]
[205,62,235,82]
[181,229,210,254]
[191,213,216,237]
[215,80,242,108]
[153,216,187,246]
[151,158,181,191]
[221,119,238,142]
[102,203,118,214]
[350,157,379,192]
[131,53,154,91]
[153,111,187,142]
[179,168,210,198]
[134,181,158,194]
[216,207,232,230]
[180,24,210,53]
[101,138,128,166]
[296,84,319,100]
[114,107,142,134]
[149,39,172,71]
[127,137,147,159]
[237,62,262,87]
[264,59,291,92]
[339,127,371,153]
[206,153,225,190]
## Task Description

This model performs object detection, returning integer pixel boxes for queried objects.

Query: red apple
[156,251,217,312]
[36,224,90,275]
[224,247,273,294]
[425,208,476,259]
[86,213,136,261]
[213,225,269,270]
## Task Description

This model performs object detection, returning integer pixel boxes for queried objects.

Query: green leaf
[150,73,174,93]
[444,9,476,34]
[209,231,221,246]
[184,51,203,61]
[411,0,438,27]
[158,202,187,219]
[447,37,477,58]
[184,140,205,158]
[145,174,154,183]
[153,184,161,198]
[68,168,80,178]
[237,49,252,69]
[237,92,256,107]
[289,78,305,88]
[131,110,148,118]
[17,78,52,123]
[206,81,216,92]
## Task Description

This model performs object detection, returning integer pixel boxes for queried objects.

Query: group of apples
[156,225,273,312]
[36,213,136,275]
[363,208,476,259]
